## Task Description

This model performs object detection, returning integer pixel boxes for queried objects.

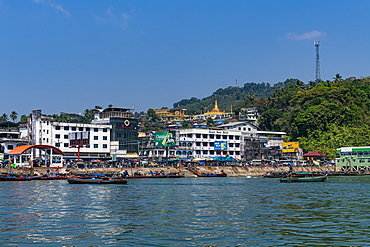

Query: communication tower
[314,41,321,83]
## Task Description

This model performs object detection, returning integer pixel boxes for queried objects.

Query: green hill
[258,76,370,158]
[173,79,299,114]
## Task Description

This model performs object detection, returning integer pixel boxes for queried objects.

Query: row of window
[193,142,240,147]
[55,143,108,148]
[54,126,108,132]
[181,134,240,140]
[55,134,108,140]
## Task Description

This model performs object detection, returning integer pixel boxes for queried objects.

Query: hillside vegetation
[259,76,370,159]
[173,79,299,115]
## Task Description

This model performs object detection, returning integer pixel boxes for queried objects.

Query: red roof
[303,151,325,157]
[8,145,64,155]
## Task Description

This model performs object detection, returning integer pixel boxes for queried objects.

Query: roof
[303,151,325,157]
[8,145,64,155]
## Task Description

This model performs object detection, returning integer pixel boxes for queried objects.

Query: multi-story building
[91,107,139,160]
[176,128,243,160]
[20,110,112,161]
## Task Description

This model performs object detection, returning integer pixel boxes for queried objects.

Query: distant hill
[173,79,300,115]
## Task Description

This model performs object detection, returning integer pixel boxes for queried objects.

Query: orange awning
[8,145,64,155]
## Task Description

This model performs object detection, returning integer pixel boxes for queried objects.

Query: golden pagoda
[204,100,226,115]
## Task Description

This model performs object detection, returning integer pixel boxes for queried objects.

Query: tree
[10,111,18,122]
[0,113,8,122]
[206,117,214,126]
[181,121,191,128]
[147,109,157,121]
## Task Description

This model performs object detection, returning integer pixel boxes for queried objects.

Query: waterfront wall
[0,165,337,177]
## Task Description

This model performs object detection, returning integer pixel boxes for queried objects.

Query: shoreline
[0,165,337,177]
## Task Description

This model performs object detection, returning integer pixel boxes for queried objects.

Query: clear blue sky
[1,0,369,117]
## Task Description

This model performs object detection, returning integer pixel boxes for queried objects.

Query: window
[72,127,76,131]
[94,136,98,140]
[79,127,84,131]
[229,143,234,147]
[86,127,90,131]
[7,145,13,150]
[55,126,60,130]
[64,135,68,139]
[55,134,60,139]
[210,150,214,155]
[216,135,221,139]
[202,150,208,154]
[103,144,107,148]
[196,150,201,154]
[196,134,201,138]
[235,136,240,140]
[94,144,98,148]
[209,134,214,139]
[94,128,98,132]
[202,134,208,138]
[210,142,214,147]
[223,135,227,139]
[55,143,60,147]
[236,151,240,155]
[64,143,69,147]
[202,142,208,146]
[103,136,108,140]
[64,126,69,130]
[235,143,240,147]
[196,142,201,146]
[229,135,234,140]
[103,128,108,132]
[360,159,365,163]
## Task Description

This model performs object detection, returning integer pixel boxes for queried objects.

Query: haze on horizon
[0,0,369,116]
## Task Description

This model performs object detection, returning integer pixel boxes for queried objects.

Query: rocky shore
[0,165,337,177]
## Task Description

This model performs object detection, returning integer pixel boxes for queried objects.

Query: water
[0,176,370,246]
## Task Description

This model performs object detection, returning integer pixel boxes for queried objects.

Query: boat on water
[280,175,328,183]
[191,171,227,177]
[67,177,128,184]
[0,173,45,181]
[263,172,288,178]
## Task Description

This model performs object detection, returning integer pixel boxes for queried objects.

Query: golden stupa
[204,100,226,115]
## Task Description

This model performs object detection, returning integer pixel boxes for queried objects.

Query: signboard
[282,142,299,153]
[214,141,228,151]
[154,131,176,147]
[69,131,90,147]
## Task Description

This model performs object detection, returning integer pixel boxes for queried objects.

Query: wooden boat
[67,177,128,184]
[280,175,327,183]
[0,174,44,181]
[263,172,288,178]
[125,174,185,179]
[191,172,227,177]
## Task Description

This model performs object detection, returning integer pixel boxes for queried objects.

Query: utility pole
[314,41,321,83]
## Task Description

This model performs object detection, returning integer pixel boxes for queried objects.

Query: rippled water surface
[1,176,370,246]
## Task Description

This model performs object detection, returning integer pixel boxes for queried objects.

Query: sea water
[0,176,369,246]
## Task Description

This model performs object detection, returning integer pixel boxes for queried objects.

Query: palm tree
[10,111,18,122]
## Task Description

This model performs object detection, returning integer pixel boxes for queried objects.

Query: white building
[20,110,112,161]
[176,128,243,159]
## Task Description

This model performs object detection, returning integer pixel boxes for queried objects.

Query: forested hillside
[173,79,299,115]
[259,76,370,159]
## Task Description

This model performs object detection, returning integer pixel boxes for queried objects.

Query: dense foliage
[173,79,298,114]
[258,76,370,159]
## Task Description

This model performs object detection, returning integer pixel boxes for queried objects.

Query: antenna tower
[314,41,321,83]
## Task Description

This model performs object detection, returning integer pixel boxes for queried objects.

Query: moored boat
[280,175,328,183]
[191,171,227,177]
[67,177,128,184]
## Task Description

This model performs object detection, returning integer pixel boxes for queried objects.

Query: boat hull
[280,175,328,183]
[67,177,128,184]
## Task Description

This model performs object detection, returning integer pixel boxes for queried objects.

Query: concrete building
[20,110,112,161]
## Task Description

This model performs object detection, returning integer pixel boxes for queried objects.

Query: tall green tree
[10,111,18,122]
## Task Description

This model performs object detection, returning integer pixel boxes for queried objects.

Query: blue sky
[0,0,369,117]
